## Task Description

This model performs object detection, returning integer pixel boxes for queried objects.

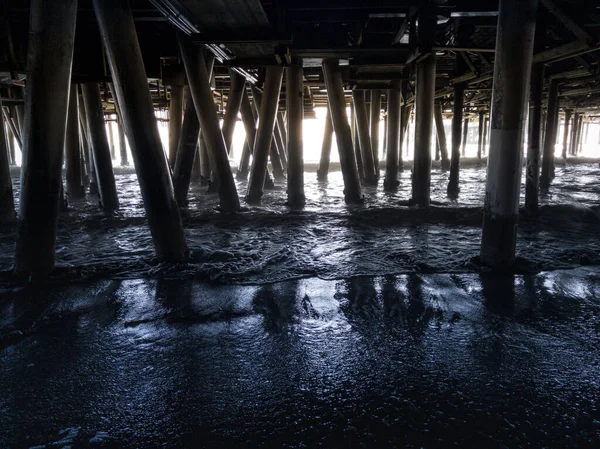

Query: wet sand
[1,269,600,447]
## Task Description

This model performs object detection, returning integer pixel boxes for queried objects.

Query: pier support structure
[434,103,450,171]
[353,90,378,185]
[411,7,436,207]
[317,107,333,181]
[370,89,381,177]
[477,111,484,159]
[168,84,183,169]
[286,59,305,208]
[383,81,401,191]
[65,85,84,199]
[561,109,571,159]
[178,33,240,212]
[246,67,284,203]
[448,84,464,196]
[94,0,189,260]
[540,79,559,189]
[480,0,537,269]
[222,70,245,155]
[14,0,78,278]
[81,83,120,211]
[322,59,362,203]
[526,55,544,210]
[236,88,256,180]
[0,98,15,222]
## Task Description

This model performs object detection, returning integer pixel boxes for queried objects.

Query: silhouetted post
[448,84,464,196]
[481,0,537,269]
[237,88,256,180]
[483,116,489,155]
[317,107,333,181]
[172,87,201,205]
[222,70,245,155]
[353,90,378,185]
[275,113,288,169]
[434,103,450,171]
[94,0,189,261]
[246,67,284,203]
[526,49,543,210]
[78,93,98,194]
[400,104,411,172]
[0,98,15,222]
[461,118,468,156]
[353,105,365,180]
[370,89,381,177]
[81,83,119,211]
[477,110,484,159]
[14,0,77,278]
[569,113,579,156]
[65,86,84,199]
[5,119,16,166]
[322,59,362,203]
[168,84,183,169]
[286,59,305,208]
[540,79,559,189]
[250,85,285,183]
[384,81,400,191]
[561,109,571,159]
[117,115,128,165]
[177,34,240,212]
[107,115,116,160]
[412,6,436,207]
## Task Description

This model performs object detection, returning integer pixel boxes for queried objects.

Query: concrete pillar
[322,59,362,203]
[236,88,255,180]
[569,112,579,156]
[480,0,537,269]
[199,135,211,184]
[94,0,189,261]
[461,118,469,156]
[65,86,84,199]
[400,104,411,172]
[525,60,543,210]
[222,70,245,155]
[246,67,284,203]
[483,116,489,156]
[172,86,201,205]
[78,93,98,194]
[353,105,365,181]
[14,0,77,278]
[581,120,588,153]
[412,7,436,207]
[317,107,333,181]
[0,99,15,222]
[540,79,559,189]
[117,114,128,166]
[286,59,305,208]
[561,109,571,159]
[353,90,378,185]
[275,113,288,169]
[576,115,584,154]
[269,128,286,181]
[434,103,450,171]
[81,83,119,211]
[3,107,21,151]
[107,116,116,160]
[5,118,16,166]
[477,111,484,159]
[448,84,464,196]
[250,85,285,183]
[370,89,381,177]
[177,34,240,212]
[384,82,401,191]
[168,85,183,169]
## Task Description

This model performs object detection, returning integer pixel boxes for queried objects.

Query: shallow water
[1,269,599,447]
[1,163,600,284]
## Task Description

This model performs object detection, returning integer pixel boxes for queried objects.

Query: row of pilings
[0,0,589,280]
